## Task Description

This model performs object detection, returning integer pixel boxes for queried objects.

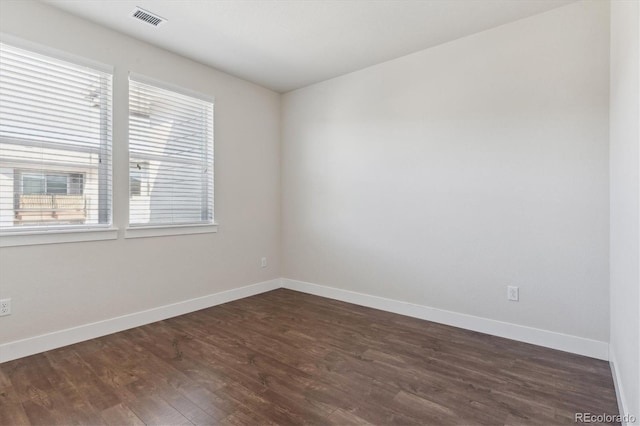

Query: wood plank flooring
[0,289,619,425]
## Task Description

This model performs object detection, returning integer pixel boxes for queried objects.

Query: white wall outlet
[507,286,519,302]
[0,299,11,316]
[261,257,267,268]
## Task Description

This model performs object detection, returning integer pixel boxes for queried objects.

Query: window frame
[125,73,217,239]
[0,35,117,247]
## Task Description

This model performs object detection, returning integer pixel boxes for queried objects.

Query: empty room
[0,0,638,424]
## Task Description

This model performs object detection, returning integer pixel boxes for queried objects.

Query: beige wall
[0,1,281,344]
[610,0,640,420]
[282,1,610,342]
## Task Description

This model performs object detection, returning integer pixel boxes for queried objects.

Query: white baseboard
[610,350,635,425]
[282,278,609,361]
[0,277,610,364]
[0,278,282,363]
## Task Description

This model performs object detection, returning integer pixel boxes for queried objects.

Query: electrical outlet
[507,286,519,302]
[261,257,267,268]
[0,299,11,316]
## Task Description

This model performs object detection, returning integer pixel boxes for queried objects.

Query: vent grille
[131,7,166,26]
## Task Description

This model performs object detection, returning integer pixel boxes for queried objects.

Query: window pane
[0,42,112,230]
[69,174,83,195]
[128,78,213,227]
[23,174,45,194]
[46,175,67,194]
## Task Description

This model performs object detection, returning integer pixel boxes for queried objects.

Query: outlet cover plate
[0,299,11,316]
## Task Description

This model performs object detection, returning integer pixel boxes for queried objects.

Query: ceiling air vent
[131,7,166,27]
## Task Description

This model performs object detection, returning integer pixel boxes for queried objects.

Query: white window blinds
[0,43,112,231]
[128,77,214,227]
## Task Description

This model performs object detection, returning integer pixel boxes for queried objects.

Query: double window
[0,41,215,243]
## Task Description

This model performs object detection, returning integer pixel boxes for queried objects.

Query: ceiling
[43,0,575,93]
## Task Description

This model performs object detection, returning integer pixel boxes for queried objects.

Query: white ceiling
[43,0,575,93]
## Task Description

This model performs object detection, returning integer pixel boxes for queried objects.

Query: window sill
[0,227,119,247]
[125,223,218,239]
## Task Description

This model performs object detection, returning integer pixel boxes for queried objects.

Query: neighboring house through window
[12,170,86,224]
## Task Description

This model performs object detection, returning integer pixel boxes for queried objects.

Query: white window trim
[125,223,218,239]
[0,34,115,247]
[0,227,119,248]
[127,73,215,234]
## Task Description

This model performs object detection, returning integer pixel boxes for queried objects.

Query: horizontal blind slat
[0,67,111,96]
[1,45,111,78]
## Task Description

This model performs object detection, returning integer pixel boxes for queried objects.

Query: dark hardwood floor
[0,289,619,425]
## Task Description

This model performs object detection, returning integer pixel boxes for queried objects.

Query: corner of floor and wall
[0,0,638,423]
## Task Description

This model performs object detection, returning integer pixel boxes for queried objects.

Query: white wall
[610,0,640,421]
[282,1,610,343]
[0,1,281,344]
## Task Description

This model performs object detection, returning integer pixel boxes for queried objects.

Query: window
[20,171,83,195]
[129,161,149,197]
[0,42,112,232]
[128,76,214,229]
